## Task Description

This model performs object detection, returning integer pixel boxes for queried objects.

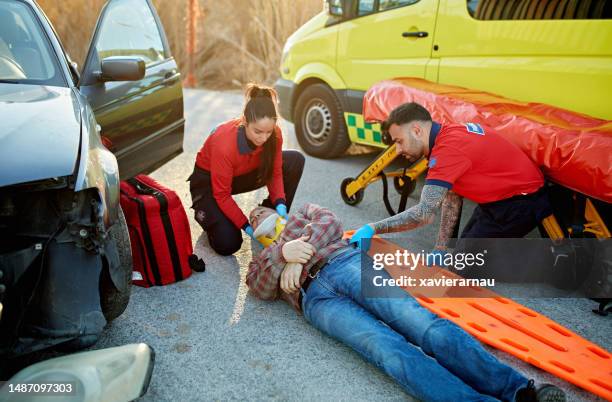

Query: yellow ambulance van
[275,0,611,158]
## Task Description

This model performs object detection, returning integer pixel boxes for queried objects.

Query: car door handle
[162,70,179,85]
[402,31,428,38]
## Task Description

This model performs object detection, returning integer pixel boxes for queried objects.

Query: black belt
[299,245,353,305]
[480,185,547,208]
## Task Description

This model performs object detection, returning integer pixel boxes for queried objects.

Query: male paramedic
[246,203,565,402]
[350,102,552,258]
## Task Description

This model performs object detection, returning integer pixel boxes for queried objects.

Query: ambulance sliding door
[336,0,440,91]
[435,0,612,120]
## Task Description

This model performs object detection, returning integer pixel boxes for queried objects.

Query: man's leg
[455,206,511,279]
[323,250,528,401]
[301,275,497,402]
[459,205,492,238]
[460,196,546,239]
[457,197,549,280]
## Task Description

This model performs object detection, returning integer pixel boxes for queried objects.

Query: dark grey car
[0,0,184,361]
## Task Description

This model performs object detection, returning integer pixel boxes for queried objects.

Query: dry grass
[37,0,106,66]
[36,0,323,88]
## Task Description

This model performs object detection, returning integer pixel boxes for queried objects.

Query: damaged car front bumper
[0,177,120,359]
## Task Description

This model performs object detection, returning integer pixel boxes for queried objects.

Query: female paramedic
[189,84,305,255]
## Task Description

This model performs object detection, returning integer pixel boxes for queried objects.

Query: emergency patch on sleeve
[465,123,484,135]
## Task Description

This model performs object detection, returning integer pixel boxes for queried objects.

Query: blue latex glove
[426,249,450,267]
[275,203,288,219]
[350,224,375,251]
[244,225,262,246]
[244,225,255,239]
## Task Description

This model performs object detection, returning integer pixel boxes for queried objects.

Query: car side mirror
[96,56,145,82]
[326,0,344,17]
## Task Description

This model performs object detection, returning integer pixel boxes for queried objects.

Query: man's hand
[282,236,316,264]
[280,262,303,294]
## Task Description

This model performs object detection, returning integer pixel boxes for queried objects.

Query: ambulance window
[468,0,611,20]
[327,0,344,17]
[379,0,420,12]
[358,0,376,15]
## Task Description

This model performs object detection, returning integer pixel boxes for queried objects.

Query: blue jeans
[301,249,528,402]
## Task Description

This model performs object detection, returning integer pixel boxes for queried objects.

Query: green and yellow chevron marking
[344,112,385,148]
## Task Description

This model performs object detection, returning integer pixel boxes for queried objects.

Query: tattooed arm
[435,191,463,250]
[372,184,448,234]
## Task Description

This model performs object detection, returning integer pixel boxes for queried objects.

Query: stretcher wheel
[341,177,364,206]
[393,176,417,195]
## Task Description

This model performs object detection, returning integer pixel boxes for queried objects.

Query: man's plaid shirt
[246,203,349,312]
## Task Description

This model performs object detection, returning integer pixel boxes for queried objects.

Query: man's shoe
[515,379,566,402]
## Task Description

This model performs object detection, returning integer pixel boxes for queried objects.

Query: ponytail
[242,83,279,183]
[243,83,279,123]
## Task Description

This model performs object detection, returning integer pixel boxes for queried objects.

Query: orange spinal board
[342,231,612,400]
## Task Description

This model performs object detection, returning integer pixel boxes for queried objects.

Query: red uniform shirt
[425,122,544,204]
[196,119,285,229]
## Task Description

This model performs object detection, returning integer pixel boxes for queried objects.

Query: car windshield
[0,0,65,86]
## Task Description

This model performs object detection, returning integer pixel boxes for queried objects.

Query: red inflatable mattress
[363,78,612,203]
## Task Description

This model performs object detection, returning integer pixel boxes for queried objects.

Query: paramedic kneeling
[189,84,304,255]
[351,102,552,254]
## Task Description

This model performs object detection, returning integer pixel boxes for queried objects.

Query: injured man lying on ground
[246,203,566,402]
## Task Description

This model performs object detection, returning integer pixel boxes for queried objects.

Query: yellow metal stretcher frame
[341,144,428,212]
[344,145,413,198]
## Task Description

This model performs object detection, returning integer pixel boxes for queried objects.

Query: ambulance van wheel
[294,83,351,158]
[341,177,364,206]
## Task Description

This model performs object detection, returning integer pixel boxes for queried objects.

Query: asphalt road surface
[96,89,610,401]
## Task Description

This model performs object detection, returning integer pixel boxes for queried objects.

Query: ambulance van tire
[294,83,350,158]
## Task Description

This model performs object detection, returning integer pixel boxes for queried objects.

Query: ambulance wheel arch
[294,82,351,158]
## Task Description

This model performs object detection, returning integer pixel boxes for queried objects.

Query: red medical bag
[120,175,195,287]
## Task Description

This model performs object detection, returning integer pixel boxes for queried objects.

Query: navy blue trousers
[460,187,552,238]
[456,187,552,280]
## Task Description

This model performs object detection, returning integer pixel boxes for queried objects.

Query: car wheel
[100,206,132,322]
[294,83,351,158]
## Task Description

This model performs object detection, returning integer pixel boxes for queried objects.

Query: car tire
[100,206,132,322]
[294,83,351,158]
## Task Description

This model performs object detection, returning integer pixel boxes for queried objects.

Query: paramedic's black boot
[515,379,566,402]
